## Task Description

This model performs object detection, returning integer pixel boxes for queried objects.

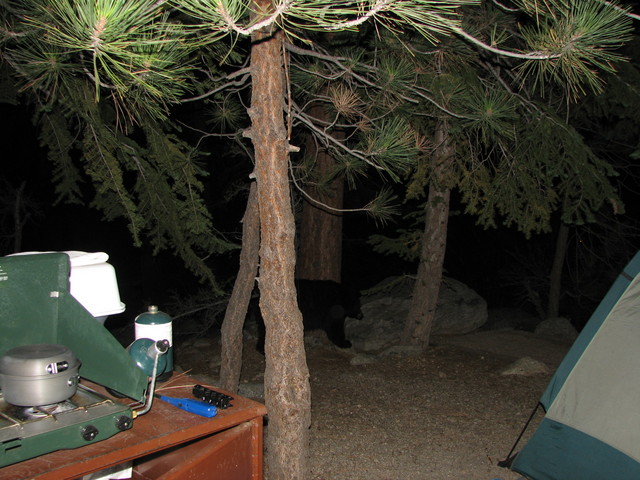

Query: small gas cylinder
[127,338,169,378]
[135,305,173,380]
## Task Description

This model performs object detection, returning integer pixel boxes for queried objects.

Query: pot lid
[0,344,80,377]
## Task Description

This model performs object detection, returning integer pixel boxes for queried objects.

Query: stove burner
[9,402,70,421]
[17,401,76,419]
[0,389,93,423]
[0,383,135,468]
[20,407,49,419]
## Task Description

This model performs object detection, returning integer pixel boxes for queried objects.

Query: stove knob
[115,415,133,431]
[81,424,99,442]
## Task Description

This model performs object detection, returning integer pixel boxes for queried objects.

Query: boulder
[434,278,488,335]
[483,307,540,331]
[500,356,551,376]
[345,276,487,352]
[534,317,579,344]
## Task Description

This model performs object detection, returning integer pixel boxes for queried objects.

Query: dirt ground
[174,329,570,480]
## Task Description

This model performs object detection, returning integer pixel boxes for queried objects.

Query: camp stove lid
[0,344,80,378]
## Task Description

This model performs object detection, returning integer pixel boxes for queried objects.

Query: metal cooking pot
[0,344,81,406]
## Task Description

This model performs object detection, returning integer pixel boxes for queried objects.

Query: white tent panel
[546,274,640,462]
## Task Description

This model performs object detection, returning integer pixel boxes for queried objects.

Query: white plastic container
[11,251,125,323]
[67,252,125,322]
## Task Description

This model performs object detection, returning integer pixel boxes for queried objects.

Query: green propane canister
[134,305,173,381]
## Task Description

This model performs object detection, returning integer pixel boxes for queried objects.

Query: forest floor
[174,328,571,480]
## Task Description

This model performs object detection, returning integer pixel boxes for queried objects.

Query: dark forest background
[2,94,638,333]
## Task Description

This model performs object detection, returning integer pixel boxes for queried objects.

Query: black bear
[249,279,363,353]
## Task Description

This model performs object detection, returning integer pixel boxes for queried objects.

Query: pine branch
[286,42,470,118]
[595,0,640,21]
[177,0,475,40]
[181,66,251,103]
[452,26,561,60]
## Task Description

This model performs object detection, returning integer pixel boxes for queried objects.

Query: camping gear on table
[0,252,167,467]
[9,250,126,323]
[135,305,174,380]
[192,384,234,409]
[154,394,217,417]
[0,344,81,406]
[506,251,640,480]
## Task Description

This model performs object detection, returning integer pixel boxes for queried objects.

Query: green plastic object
[0,385,133,467]
[0,253,148,402]
[127,338,168,377]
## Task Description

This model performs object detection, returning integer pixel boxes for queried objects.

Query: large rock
[345,276,487,352]
[534,317,579,344]
[482,307,540,332]
[500,356,551,376]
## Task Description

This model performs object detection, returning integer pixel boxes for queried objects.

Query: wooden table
[0,375,267,480]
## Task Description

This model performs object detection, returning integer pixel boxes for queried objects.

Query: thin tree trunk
[219,181,260,393]
[547,222,569,319]
[297,106,344,282]
[13,181,27,253]
[249,9,311,479]
[401,119,453,350]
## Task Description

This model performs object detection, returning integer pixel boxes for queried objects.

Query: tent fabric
[512,418,640,480]
[538,252,640,409]
[511,252,640,480]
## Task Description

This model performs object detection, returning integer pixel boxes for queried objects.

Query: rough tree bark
[297,106,344,282]
[401,119,454,350]
[248,7,311,478]
[219,181,260,393]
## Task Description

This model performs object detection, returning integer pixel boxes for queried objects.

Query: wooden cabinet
[0,376,267,480]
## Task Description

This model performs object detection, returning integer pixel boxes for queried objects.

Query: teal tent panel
[512,418,640,480]
[512,251,640,479]
[544,273,640,461]
[539,251,640,409]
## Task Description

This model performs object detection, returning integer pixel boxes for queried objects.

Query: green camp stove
[0,384,134,467]
[0,253,160,468]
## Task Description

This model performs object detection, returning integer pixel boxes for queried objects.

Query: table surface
[0,374,267,480]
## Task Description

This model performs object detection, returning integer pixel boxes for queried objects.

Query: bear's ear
[329,304,346,319]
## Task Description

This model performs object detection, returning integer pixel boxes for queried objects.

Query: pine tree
[1,1,635,477]
[369,2,634,349]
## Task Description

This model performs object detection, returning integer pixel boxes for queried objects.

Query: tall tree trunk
[12,181,27,253]
[219,181,260,393]
[297,106,344,282]
[249,8,311,479]
[547,222,569,319]
[401,119,453,350]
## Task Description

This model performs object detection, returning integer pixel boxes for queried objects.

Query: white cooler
[11,251,125,323]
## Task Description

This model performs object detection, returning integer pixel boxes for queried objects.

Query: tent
[508,251,640,479]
